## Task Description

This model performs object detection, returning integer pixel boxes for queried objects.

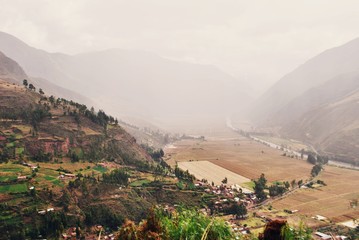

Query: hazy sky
[1,0,359,94]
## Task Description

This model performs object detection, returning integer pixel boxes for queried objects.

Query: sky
[1,0,359,95]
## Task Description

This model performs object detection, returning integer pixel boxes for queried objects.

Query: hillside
[0,78,152,167]
[0,48,92,107]
[246,38,359,164]
[281,84,359,164]
[0,55,206,239]
[250,37,359,124]
[0,31,251,128]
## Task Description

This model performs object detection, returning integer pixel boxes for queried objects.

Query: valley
[1,5,359,239]
[165,127,359,234]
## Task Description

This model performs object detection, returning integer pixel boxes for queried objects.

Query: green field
[241,181,255,190]
[0,166,23,172]
[0,175,17,182]
[93,165,108,173]
[15,147,24,155]
[130,179,151,187]
[0,183,27,193]
[6,142,15,148]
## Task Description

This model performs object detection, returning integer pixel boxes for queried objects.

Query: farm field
[272,165,359,223]
[178,160,250,185]
[251,134,311,152]
[166,130,359,224]
[166,133,313,182]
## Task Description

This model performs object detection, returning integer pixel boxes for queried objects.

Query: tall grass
[116,206,234,240]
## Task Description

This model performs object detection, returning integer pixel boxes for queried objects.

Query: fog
[2,0,359,95]
[1,0,359,138]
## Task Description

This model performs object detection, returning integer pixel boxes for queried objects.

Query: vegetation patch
[130,179,151,187]
[0,183,27,193]
[93,165,108,173]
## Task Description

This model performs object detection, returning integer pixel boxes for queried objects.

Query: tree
[228,203,247,219]
[28,83,36,91]
[298,179,303,186]
[59,189,71,211]
[311,164,322,177]
[222,177,228,184]
[307,154,316,165]
[254,173,267,202]
[23,79,28,88]
[39,88,45,95]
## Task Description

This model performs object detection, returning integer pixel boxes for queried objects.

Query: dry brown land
[178,160,250,185]
[166,129,359,223]
[272,166,359,223]
[166,134,312,182]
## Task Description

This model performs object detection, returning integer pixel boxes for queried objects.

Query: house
[38,210,46,215]
[314,232,332,240]
[315,215,327,221]
[17,176,27,181]
[60,173,76,180]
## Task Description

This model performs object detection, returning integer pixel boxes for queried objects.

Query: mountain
[0,47,92,108]
[249,38,359,164]
[280,74,359,164]
[0,54,152,164]
[0,31,251,129]
[0,56,203,239]
[0,51,27,82]
[250,37,359,125]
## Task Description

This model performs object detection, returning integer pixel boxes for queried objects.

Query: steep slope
[273,72,359,125]
[282,87,359,164]
[0,47,92,107]
[0,80,152,164]
[0,51,27,82]
[251,37,359,124]
[0,31,251,127]
[0,52,151,164]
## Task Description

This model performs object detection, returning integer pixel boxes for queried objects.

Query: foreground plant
[116,206,234,240]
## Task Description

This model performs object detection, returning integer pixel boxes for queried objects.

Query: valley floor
[165,127,359,230]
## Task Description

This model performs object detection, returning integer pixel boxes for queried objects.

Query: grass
[0,175,17,182]
[15,147,24,155]
[241,181,255,190]
[11,124,31,133]
[0,183,27,193]
[93,165,108,173]
[14,134,23,140]
[130,179,151,187]
[6,142,15,148]
[0,167,23,172]
[44,175,56,181]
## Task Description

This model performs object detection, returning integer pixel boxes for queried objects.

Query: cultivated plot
[178,160,250,185]
[166,135,313,182]
[272,166,359,222]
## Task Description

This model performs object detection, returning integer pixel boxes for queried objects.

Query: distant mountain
[0,51,27,82]
[0,48,92,107]
[250,37,359,125]
[280,74,359,164]
[249,38,359,164]
[0,31,251,128]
